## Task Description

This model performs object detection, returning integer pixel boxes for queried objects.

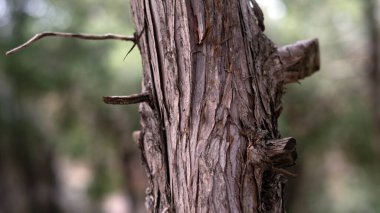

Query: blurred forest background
[0,0,379,212]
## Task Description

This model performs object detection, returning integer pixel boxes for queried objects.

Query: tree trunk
[129,1,319,212]
[365,0,380,151]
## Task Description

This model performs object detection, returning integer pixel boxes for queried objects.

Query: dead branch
[5,32,135,55]
[124,22,146,60]
[103,92,151,105]
[278,38,320,83]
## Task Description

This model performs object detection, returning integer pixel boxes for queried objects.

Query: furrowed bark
[130,0,319,212]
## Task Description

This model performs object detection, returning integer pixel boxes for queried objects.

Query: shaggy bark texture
[130,0,319,212]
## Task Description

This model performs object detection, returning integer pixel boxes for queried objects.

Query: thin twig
[123,22,146,60]
[6,32,135,55]
[103,92,151,105]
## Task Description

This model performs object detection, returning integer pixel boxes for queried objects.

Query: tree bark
[129,1,319,212]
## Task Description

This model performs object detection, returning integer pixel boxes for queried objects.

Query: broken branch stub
[266,137,297,168]
[279,38,320,83]
[103,92,151,105]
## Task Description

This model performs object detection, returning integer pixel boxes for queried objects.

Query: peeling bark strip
[130,0,319,212]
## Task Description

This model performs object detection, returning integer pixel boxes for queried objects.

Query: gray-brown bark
[130,0,319,212]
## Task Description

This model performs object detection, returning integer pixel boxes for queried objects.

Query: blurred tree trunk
[365,0,380,150]
[130,1,318,212]
[0,7,61,213]
[0,108,61,213]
